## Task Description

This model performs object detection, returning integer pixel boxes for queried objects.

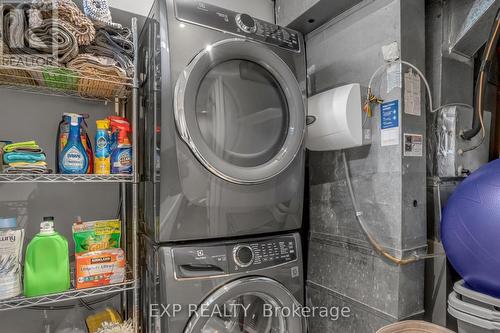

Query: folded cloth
[0,142,7,172]
[3,141,42,153]
[33,0,96,46]
[2,4,37,55]
[27,8,44,29]
[3,162,51,174]
[3,152,46,164]
[68,53,118,67]
[8,161,47,168]
[67,53,128,98]
[81,26,134,77]
[25,18,79,63]
[96,26,134,58]
[83,0,122,29]
[67,53,127,83]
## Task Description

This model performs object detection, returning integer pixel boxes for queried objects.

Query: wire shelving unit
[0,174,133,183]
[0,277,136,312]
[0,18,141,333]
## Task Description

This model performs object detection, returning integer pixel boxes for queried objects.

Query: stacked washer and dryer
[139,0,307,332]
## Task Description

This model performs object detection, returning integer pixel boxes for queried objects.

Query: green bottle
[24,217,70,297]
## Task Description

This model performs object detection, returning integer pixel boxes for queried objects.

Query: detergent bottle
[57,113,93,173]
[111,121,132,174]
[108,116,129,152]
[94,119,111,175]
[24,217,70,297]
[59,114,89,174]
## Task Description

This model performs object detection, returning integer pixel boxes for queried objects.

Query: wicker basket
[39,66,80,91]
[0,55,38,86]
[377,321,455,333]
[74,66,128,99]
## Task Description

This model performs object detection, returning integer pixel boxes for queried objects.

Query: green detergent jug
[24,217,70,297]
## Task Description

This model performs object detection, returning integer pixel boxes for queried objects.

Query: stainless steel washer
[139,0,307,242]
[140,233,306,333]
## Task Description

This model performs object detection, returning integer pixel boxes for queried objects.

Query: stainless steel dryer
[139,0,307,242]
[140,233,306,333]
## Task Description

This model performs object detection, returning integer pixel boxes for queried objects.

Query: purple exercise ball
[442,158,500,298]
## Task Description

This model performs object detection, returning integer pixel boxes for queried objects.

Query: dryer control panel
[175,0,301,52]
[172,236,297,279]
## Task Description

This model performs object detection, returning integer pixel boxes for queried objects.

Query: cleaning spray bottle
[59,114,89,174]
[108,116,129,152]
[94,119,111,175]
[57,113,93,174]
[110,121,132,174]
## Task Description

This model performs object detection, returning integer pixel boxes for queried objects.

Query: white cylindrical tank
[306,83,370,151]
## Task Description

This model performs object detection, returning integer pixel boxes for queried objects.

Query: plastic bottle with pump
[24,217,70,297]
[94,119,111,174]
[111,121,132,174]
[59,114,89,174]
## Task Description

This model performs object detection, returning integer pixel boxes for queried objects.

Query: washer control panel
[175,0,301,52]
[228,236,297,273]
[172,236,297,279]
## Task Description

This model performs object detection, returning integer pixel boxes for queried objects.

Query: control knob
[233,245,254,268]
[235,13,257,34]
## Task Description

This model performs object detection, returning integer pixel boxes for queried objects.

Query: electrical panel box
[306,83,371,151]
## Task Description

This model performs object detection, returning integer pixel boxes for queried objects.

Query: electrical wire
[342,151,445,265]
[366,58,486,155]
[365,60,434,116]
[432,103,473,113]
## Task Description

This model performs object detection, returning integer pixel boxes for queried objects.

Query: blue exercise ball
[442,159,500,298]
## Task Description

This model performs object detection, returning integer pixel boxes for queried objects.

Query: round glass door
[200,294,283,333]
[183,277,305,333]
[196,60,289,168]
[175,38,305,185]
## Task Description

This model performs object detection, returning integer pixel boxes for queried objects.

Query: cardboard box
[75,248,125,289]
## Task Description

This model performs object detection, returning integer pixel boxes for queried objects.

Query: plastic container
[94,119,111,174]
[376,321,455,333]
[24,217,70,297]
[110,120,132,174]
[0,217,24,300]
[86,307,122,333]
[59,114,90,174]
[448,280,500,333]
[57,113,93,174]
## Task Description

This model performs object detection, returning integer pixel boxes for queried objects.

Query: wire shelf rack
[0,279,136,311]
[0,174,133,183]
[0,60,133,102]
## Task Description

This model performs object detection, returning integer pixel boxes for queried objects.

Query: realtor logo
[0,0,60,66]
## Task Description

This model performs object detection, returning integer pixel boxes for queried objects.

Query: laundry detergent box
[72,219,121,254]
[75,248,125,289]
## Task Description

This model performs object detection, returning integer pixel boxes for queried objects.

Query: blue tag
[380,100,399,129]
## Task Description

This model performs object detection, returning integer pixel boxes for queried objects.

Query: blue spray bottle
[59,114,89,174]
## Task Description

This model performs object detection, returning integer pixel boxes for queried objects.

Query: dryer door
[183,276,306,333]
[174,38,305,185]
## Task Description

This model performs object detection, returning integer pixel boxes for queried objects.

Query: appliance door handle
[178,264,225,278]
